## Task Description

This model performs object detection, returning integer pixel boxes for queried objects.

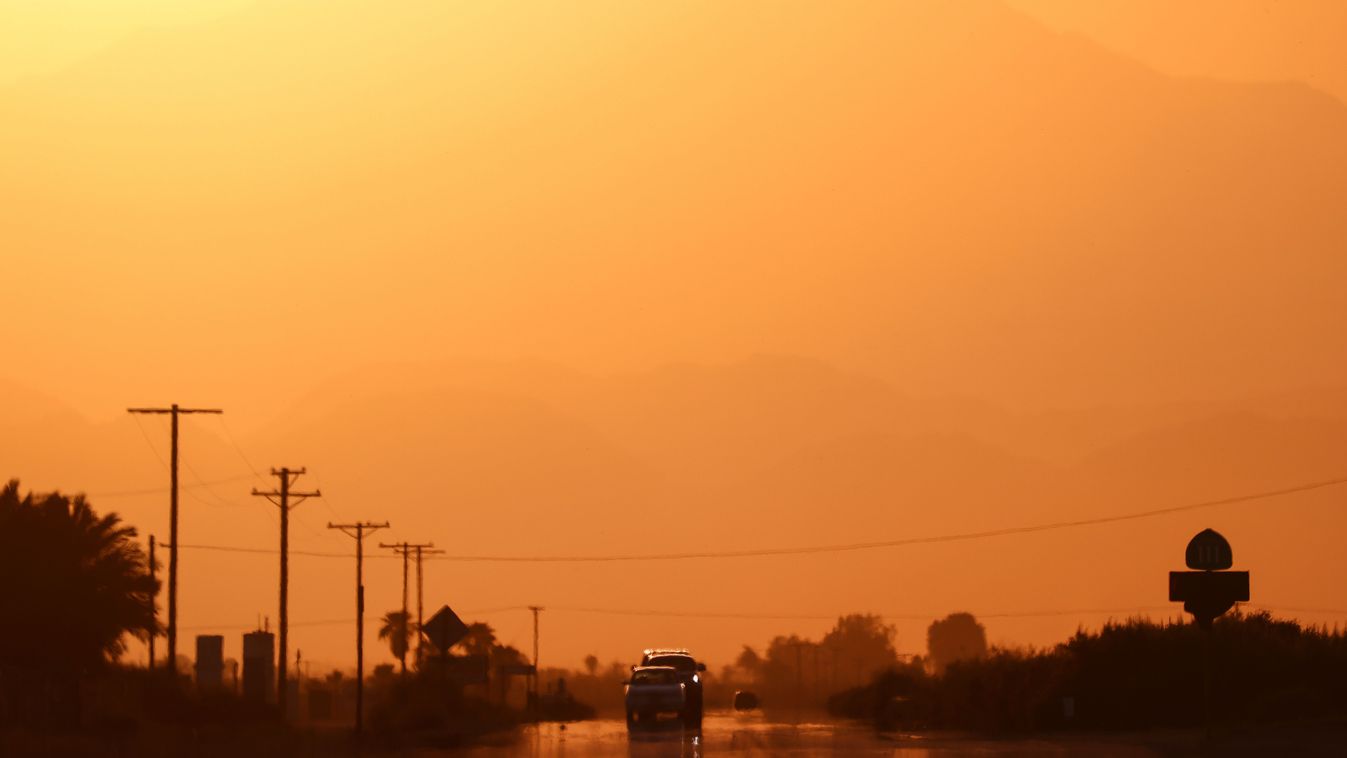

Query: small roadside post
[1168,528,1250,743]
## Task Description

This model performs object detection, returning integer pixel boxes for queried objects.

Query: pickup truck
[624,666,685,728]
[640,649,706,726]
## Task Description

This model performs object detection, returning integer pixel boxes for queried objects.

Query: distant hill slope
[4,357,1347,668]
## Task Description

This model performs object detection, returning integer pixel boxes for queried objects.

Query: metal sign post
[1168,528,1250,742]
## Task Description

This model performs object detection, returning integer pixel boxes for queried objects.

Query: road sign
[498,663,536,676]
[1185,528,1233,570]
[1169,528,1250,628]
[423,605,469,653]
[1169,570,1249,621]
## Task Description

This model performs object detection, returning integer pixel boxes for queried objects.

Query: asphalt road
[454,711,1162,757]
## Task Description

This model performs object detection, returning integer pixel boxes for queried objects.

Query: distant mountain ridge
[4,356,1347,668]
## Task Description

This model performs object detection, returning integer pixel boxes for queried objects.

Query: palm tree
[377,610,413,669]
[0,481,159,723]
[455,622,498,657]
[0,481,158,669]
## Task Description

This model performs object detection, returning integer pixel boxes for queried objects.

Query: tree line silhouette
[7,476,1346,741]
[828,611,1347,732]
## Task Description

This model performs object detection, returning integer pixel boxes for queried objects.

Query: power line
[525,605,1182,621]
[305,471,343,520]
[213,415,268,484]
[168,475,1347,563]
[128,412,171,471]
[88,474,257,499]
[176,543,354,558]
[1248,604,1347,616]
[172,603,1347,635]
[180,459,249,509]
[427,476,1347,562]
[181,618,353,632]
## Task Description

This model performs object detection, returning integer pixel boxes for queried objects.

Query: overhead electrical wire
[182,603,1345,634]
[171,475,1347,562]
[420,476,1347,562]
[87,474,257,498]
[212,415,268,485]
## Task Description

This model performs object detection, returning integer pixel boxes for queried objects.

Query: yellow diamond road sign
[424,605,469,652]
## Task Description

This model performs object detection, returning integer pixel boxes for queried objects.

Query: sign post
[1168,528,1250,742]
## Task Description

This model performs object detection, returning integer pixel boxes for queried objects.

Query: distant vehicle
[625,666,686,728]
[733,690,759,711]
[639,648,706,726]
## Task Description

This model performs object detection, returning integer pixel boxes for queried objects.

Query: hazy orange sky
[3,1,1347,675]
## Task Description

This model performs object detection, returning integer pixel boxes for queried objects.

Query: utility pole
[379,541,436,675]
[252,467,320,720]
[528,605,544,708]
[329,520,390,738]
[127,403,222,676]
[148,535,157,671]
[414,544,444,667]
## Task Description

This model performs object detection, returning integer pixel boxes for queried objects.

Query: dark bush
[829,612,1347,734]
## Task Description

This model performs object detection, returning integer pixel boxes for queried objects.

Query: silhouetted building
[242,630,275,705]
[195,635,224,691]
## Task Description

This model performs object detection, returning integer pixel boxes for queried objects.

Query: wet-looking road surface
[453,711,1160,757]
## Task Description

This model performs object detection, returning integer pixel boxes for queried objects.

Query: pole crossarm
[379,541,436,554]
[252,492,321,507]
[251,467,320,508]
[127,407,223,414]
[330,522,390,539]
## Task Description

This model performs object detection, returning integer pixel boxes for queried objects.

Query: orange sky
[3,1,1347,674]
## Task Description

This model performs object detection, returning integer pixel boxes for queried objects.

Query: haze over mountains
[3,0,1347,669]
[5,356,1347,670]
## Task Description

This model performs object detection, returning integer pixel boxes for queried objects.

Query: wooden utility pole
[328,520,390,738]
[148,534,157,671]
[127,403,222,675]
[252,467,320,720]
[414,544,444,667]
[379,541,436,675]
[528,605,544,708]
